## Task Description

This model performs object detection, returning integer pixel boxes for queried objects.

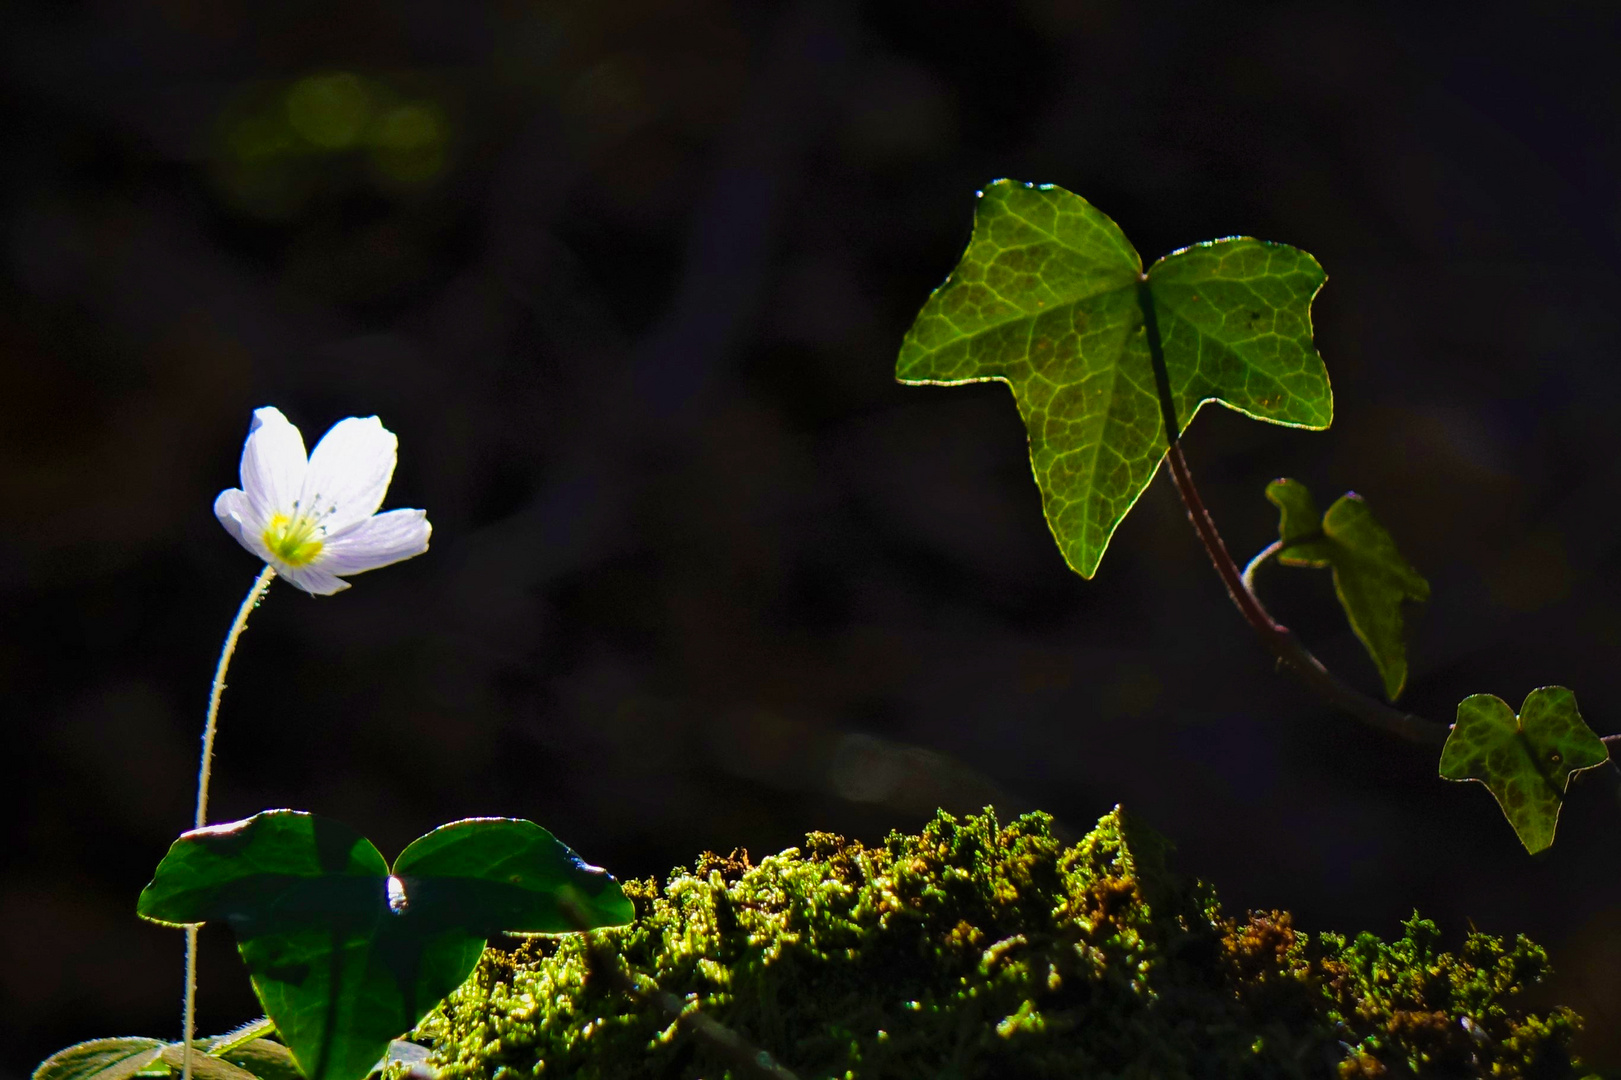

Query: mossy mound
[416,808,1590,1079]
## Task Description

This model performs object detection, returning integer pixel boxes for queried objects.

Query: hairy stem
[196,564,278,829]
[206,1017,276,1057]
[184,564,277,1080]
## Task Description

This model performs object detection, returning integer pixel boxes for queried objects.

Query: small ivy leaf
[1440,687,1609,853]
[1264,476,1322,548]
[33,1039,167,1080]
[137,811,634,1080]
[897,179,1330,578]
[1265,479,1430,700]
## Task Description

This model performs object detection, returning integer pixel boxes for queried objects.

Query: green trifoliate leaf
[138,811,634,1080]
[897,179,1331,578]
[1265,479,1430,700]
[36,1033,348,1080]
[156,1047,257,1080]
[1440,687,1608,854]
[209,1039,302,1080]
[33,1039,168,1080]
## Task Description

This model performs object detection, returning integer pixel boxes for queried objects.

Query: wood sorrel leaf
[209,1039,302,1080]
[897,179,1331,578]
[1265,478,1430,700]
[1440,687,1608,853]
[137,811,634,1080]
[156,1046,257,1080]
[33,1039,167,1080]
[37,1032,314,1080]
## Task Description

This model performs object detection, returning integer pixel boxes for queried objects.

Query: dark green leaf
[1440,687,1608,853]
[1265,479,1429,700]
[138,812,633,1080]
[898,179,1330,578]
[394,817,633,934]
[33,1039,167,1080]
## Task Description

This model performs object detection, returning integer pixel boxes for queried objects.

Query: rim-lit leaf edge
[33,1039,168,1080]
[1440,686,1609,853]
[136,811,634,1080]
[1264,478,1430,700]
[32,1036,298,1080]
[897,179,1332,578]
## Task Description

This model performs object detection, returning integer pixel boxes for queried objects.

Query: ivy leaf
[898,179,1331,578]
[137,812,634,1080]
[1440,687,1608,853]
[1264,479,1430,700]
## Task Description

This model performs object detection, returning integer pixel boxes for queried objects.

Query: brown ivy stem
[1240,540,1282,594]
[1137,279,1445,748]
[1163,441,1446,746]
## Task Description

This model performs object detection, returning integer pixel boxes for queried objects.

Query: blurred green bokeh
[214,72,448,216]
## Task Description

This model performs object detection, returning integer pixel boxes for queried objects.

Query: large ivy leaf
[898,179,1331,578]
[1440,687,1608,853]
[1265,479,1429,700]
[138,812,634,1080]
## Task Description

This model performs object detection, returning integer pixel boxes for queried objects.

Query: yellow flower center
[263,513,325,566]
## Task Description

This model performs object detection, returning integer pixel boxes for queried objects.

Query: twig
[1164,442,1447,745]
[1239,540,1281,594]
[1136,279,1445,746]
[1140,281,1621,812]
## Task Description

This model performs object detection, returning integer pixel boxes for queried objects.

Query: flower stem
[183,564,277,1080]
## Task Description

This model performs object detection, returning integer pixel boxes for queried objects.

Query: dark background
[5,0,1621,1072]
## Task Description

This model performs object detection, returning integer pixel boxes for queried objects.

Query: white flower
[214,406,431,595]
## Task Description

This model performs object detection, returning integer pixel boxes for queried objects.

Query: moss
[414,808,1593,1079]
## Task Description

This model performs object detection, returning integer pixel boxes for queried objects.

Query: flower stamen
[263,513,325,566]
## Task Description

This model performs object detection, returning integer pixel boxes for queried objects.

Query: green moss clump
[415,808,1590,1079]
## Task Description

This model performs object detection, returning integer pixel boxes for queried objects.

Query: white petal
[317,509,431,576]
[300,416,398,536]
[240,407,308,522]
[277,563,352,595]
[213,488,273,561]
